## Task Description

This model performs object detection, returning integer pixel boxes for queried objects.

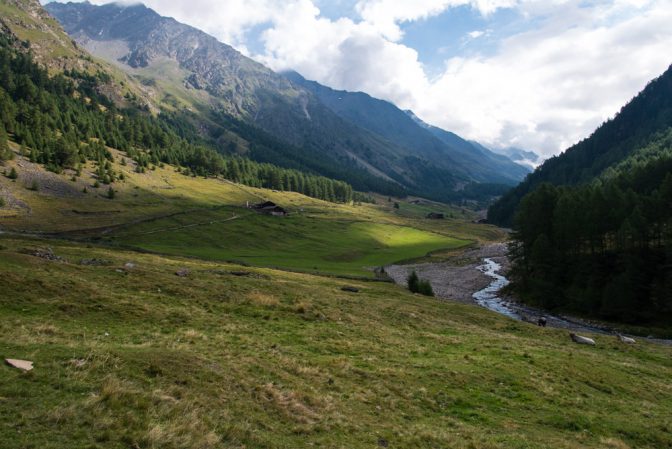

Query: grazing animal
[569,333,596,346]
[537,317,547,327]
[617,334,636,344]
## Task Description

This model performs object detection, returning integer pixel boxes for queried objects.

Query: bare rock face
[45,1,302,120]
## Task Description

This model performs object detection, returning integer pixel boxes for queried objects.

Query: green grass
[1,236,671,449]
[1,147,493,277]
[108,207,469,277]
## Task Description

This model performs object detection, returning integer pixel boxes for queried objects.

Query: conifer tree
[0,123,10,161]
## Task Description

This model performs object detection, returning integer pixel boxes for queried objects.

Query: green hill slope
[1,236,672,449]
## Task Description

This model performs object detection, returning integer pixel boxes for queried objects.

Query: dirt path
[135,214,239,235]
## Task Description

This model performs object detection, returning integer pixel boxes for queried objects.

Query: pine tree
[417,280,434,297]
[407,270,419,293]
[0,122,10,161]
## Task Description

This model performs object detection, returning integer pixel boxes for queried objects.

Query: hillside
[0,138,502,273]
[0,0,158,109]
[45,1,526,202]
[488,63,672,226]
[487,63,672,326]
[0,140,670,447]
[3,233,672,449]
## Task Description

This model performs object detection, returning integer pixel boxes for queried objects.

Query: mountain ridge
[46,0,529,202]
[285,70,531,185]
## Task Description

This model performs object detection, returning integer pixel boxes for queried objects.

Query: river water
[472,258,521,319]
[472,257,611,334]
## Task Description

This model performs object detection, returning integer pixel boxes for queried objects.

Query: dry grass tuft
[599,437,632,449]
[293,301,310,314]
[246,291,280,308]
[261,383,323,426]
[33,323,58,335]
[181,329,207,343]
[146,410,221,449]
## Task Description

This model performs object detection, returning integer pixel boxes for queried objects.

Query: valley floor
[389,244,672,342]
[2,149,672,448]
[1,236,672,449]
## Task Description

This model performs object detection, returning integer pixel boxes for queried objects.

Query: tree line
[0,34,362,204]
[508,143,672,324]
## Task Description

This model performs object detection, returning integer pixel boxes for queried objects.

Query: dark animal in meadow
[537,317,547,327]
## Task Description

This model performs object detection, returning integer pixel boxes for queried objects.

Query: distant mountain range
[45,0,530,202]
[486,146,540,170]
[285,71,530,185]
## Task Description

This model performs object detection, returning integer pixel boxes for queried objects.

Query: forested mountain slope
[494,65,672,325]
[45,1,527,202]
[0,23,363,207]
[44,1,417,194]
[489,63,672,226]
[0,0,155,108]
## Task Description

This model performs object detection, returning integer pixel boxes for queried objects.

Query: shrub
[408,270,434,296]
[407,270,419,293]
[418,280,434,297]
[8,167,17,180]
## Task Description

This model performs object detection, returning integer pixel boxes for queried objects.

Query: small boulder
[175,269,190,277]
[20,247,63,261]
[5,358,33,371]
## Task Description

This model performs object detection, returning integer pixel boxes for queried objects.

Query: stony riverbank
[386,243,672,343]
[384,243,507,303]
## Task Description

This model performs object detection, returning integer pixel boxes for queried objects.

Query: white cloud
[354,0,517,40]
[413,0,672,155]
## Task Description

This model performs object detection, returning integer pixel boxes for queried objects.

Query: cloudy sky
[44,0,672,157]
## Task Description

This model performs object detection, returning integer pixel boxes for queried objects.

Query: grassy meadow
[1,147,493,276]
[1,237,671,449]
[3,147,671,448]
[109,207,468,277]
